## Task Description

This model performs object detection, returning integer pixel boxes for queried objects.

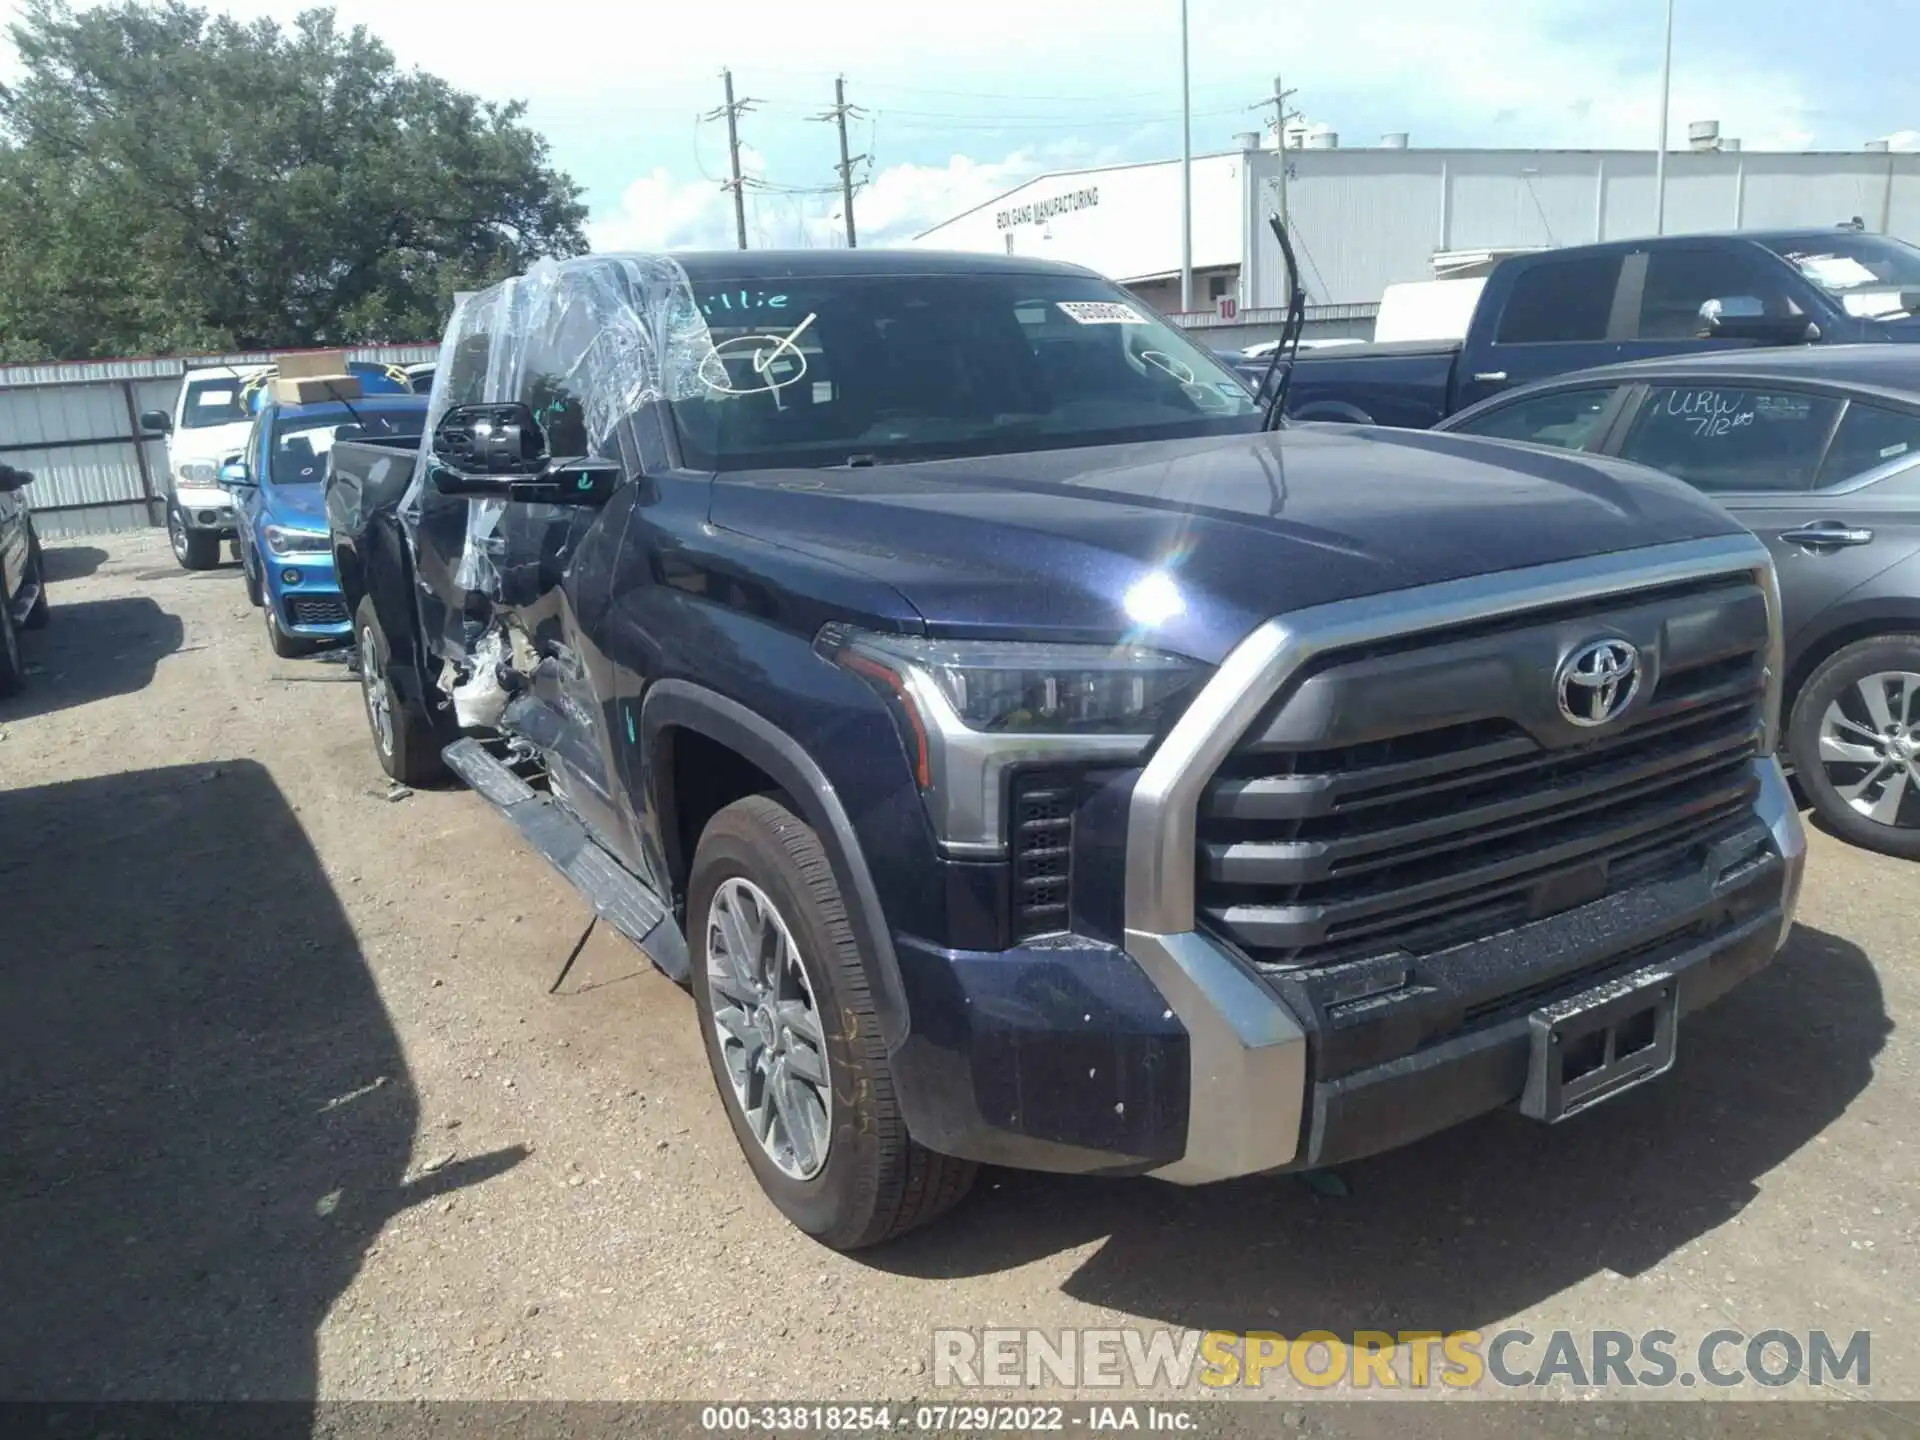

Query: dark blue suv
[225,393,426,656]
[330,251,1807,1249]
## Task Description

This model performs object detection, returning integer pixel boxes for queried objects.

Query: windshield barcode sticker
[1056,301,1147,325]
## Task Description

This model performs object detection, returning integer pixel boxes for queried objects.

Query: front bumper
[174,486,236,534]
[891,757,1804,1179]
[264,551,351,638]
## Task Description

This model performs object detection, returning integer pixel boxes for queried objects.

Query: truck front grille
[1011,773,1075,940]
[1197,589,1767,973]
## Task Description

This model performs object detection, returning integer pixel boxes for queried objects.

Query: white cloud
[1881,130,1920,152]
[588,144,1106,253]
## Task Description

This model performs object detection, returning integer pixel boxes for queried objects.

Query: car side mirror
[1699,297,1820,344]
[139,409,173,435]
[219,459,253,490]
[429,402,620,507]
[0,463,33,492]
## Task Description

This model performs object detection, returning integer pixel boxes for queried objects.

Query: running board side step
[442,738,690,982]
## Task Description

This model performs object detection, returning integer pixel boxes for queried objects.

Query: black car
[0,462,51,696]
[1441,344,1920,858]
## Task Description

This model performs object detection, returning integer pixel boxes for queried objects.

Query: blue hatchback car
[224,392,428,657]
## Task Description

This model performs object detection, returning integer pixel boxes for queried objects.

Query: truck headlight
[177,461,218,486]
[264,523,330,555]
[819,627,1207,854]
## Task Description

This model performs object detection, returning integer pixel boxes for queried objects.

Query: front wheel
[1788,634,1920,860]
[243,551,264,608]
[689,795,975,1250]
[354,595,445,785]
[168,504,221,571]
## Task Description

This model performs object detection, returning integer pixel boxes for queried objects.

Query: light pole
[1179,0,1193,312]
[1654,0,1674,234]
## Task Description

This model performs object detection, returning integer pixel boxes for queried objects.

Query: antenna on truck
[1256,213,1309,431]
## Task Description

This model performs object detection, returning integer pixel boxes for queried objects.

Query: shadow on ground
[0,596,184,724]
[869,925,1888,1335]
[0,761,524,1400]
[37,543,109,582]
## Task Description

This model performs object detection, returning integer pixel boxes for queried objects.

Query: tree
[0,0,588,361]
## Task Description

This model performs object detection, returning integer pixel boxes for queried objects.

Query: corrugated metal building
[913,137,1920,325]
[0,344,436,539]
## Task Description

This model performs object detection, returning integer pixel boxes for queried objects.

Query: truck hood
[169,421,254,468]
[707,427,1751,665]
[265,484,328,529]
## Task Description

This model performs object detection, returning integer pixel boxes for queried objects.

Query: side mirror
[219,460,253,489]
[1699,297,1820,345]
[429,402,620,507]
[139,409,173,435]
[0,463,33,492]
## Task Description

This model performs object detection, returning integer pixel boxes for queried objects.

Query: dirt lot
[2,530,1917,1416]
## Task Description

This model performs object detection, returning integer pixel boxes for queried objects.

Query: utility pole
[812,77,868,248]
[1653,0,1675,234]
[1251,74,1298,225]
[1178,0,1193,312]
[703,69,758,250]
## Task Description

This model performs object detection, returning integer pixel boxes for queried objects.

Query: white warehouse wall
[913,145,1920,314]
[911,154,1246,293]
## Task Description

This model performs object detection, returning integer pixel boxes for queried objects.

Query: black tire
[0,570,23,699]
[21,530,49,630]
[264,602,311,658]
[1788,633,1920,860]
[169,504,222,571]
[689,795,975,1250]
[243,551,264,608]
[354,595,445,785]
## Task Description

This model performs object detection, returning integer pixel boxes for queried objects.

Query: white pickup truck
[140,365,268,569]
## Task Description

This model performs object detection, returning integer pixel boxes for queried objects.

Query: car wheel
[264,602,311,659]
[169,504,222,571]
[243,552,264,608]
[355,596,445,785]
[689,795,976,1249]
[1788,634,1920,860]
[21,530,50,630]
[0,571,23,698]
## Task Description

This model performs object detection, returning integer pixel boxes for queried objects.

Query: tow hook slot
[1519,966,1678,1123]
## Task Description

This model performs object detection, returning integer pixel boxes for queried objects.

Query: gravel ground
[2,530,1916,1419]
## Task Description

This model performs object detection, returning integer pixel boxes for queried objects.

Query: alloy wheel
[1818,670,1920,828]
[168,508,188,562]
[704,876,832,1181]
[360,625,393,756]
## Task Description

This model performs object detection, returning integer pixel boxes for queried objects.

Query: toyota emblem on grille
[1557,638,1641,727]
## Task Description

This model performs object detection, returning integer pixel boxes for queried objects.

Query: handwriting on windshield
[1664,388,1758,438]
[697,313,818,397]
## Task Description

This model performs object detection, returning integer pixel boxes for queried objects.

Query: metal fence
[0,344,437,540]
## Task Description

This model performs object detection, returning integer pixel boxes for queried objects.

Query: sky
[5,0,1918,251]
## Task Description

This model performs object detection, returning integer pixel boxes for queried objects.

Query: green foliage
[0,0,588,361]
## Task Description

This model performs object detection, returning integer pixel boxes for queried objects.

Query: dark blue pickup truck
[328,249,1805,1248]
[1288,228,1920,429]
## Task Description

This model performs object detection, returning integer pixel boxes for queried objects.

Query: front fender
[640,680,912,1051]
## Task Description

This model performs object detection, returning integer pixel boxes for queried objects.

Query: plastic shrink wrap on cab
[398,254,716,665]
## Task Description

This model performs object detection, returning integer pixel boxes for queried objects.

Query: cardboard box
[270,349,361,404]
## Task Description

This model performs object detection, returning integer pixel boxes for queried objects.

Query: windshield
[669,273,1261,470]
[1765,235,1920,315]
[269,409,425,486]
[179,376,254,430]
